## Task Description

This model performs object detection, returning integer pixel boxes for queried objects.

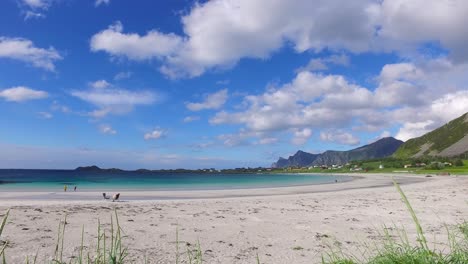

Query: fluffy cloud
[144,129,165,140]
[22,0,49,9]
[297,54,350,72]
[89,80,111,89]
[90,21,183,61]
[291,128,312,145]
[0,37,62,71]
[320,130,360,146]
[216,130,280,147]
[257,137,279,145]
[99,124,116,135]
[374,0,468,62]
[95,0,110,7]
[71,87,158,117]
[395,90,468,141]
[72,89,155,106]
[24,11,45,20]
[183,116,200,123]
[217,133,250,147]
[90,0,375,78]
[395,121,434,142]
[210,56,468,146]
[0,86,48,102]
[209,71,366,132]
[186,89,228,111]
[19,0,55,20]
[89,0,468,78]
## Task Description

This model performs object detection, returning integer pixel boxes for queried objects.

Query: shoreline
[0,173,431,203]
[0,173,466,263]
[0,173,353,193]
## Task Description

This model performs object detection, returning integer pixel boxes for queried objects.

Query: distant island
[74,165,273,174]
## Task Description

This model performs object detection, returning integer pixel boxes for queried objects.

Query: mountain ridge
[272,137,403,168]
[393,112,468,158]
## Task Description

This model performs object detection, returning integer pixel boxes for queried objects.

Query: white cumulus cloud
[72,88,158,117]
[24,11,45,20]
[22,0,48,9]
[90,0,375,78]
[89,0,468,79]
[0,37,62,71]
[186,89,228,111]
[209,55,468,145]
[0,86,48,102]
[297,54,350,72]
[292,128,312,145]
[90,21,183,61]
[320,131,360,146]
[95,0,110,7]
[183,116,200,123]
[144,129,165,140]
[89,80,111,89]
[374,0,468,62]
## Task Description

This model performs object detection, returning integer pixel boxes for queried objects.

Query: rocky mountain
[272,137,403,168]
[271,151,318,168]
[393,112,468,158]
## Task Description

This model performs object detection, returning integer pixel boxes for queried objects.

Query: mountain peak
[272,136,403,168]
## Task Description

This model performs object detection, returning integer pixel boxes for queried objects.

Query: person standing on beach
[64,185,67,192]
[74,186,77,192]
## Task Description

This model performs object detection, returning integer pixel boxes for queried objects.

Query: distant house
[404,164,412,168]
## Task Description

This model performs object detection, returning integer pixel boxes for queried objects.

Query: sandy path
[0,174,466,263]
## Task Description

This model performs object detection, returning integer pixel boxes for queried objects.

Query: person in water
[64,185,67,192]
[74,186,77,192]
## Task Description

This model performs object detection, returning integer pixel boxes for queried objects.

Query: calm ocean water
[0,170,350,191]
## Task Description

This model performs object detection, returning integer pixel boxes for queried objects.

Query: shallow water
[0,169,350,191]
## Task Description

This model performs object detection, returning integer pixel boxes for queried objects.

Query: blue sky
[0,0,467,169]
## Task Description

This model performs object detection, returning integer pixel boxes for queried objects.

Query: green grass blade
[392,178,429,251]
[0,210,9,238]
[79,225,84,264]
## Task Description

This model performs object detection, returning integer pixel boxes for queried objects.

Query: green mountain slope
[272,137,403,168]
[393,112,468,158]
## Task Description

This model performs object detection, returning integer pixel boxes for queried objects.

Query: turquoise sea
[0,169,350,191]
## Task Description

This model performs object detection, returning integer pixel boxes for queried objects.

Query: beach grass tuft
[322,179,468,264]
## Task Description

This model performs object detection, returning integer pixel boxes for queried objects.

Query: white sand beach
[0,173,466,263]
